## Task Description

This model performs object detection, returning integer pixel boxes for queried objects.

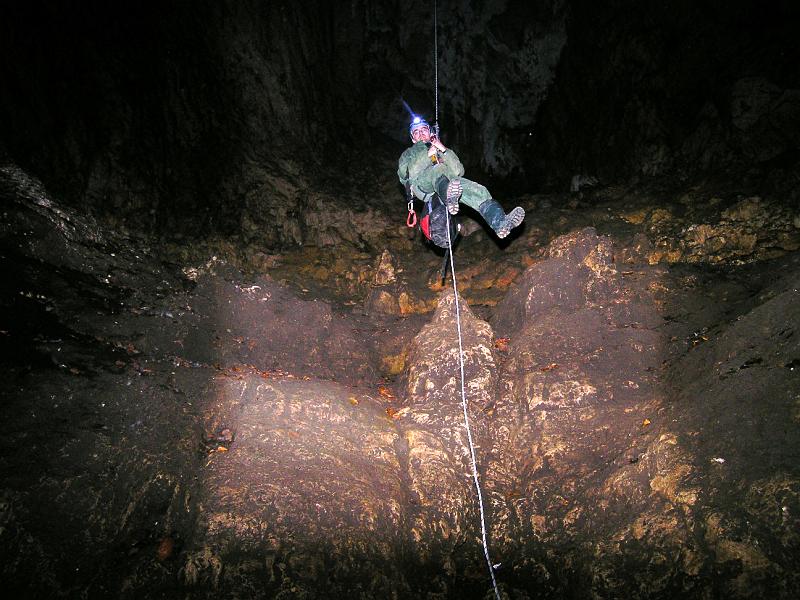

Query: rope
[430,7,498,595]
[445,213,502,600]
[434,0,439,134]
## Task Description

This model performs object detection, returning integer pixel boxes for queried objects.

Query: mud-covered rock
[186,374,408,598]
[0,366,205,599]
[4,156,800,599]
[484,227,800,598]
[492,228,622,334]
[373,249,398,285]
[645,196,800,265]
[186,269,379,386]
[399,290,497,570]
[485,229,673,595]
[365,250,403,315]
[659,256,800,599]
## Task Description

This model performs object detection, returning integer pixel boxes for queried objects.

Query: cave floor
[2,176,800,598]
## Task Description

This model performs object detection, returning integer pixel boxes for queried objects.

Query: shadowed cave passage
[1,1,800,598]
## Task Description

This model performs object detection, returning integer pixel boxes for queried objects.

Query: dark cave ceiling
[1,0,798,236]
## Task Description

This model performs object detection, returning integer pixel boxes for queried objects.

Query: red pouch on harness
[420,195,459,249]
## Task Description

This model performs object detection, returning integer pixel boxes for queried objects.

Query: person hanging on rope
[398,116,525,239]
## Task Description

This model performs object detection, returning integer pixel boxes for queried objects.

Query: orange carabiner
[406,198,417,227]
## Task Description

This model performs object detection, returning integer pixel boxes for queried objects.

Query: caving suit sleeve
[397,143,431,200]
[398,142,467,201]
[441,147,465,179]
[397,146,415,187]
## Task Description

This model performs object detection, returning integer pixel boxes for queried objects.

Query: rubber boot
[435,175,461,215]
[477,200,525,239]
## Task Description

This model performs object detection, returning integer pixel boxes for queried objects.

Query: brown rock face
[644,196,800,265]
[189,376,408,597]
[400,291,498,564]
[4,165,799,599]
[485,228,672,594]
[181,290,504,597]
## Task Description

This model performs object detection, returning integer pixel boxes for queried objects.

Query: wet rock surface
[2,160,800,598]
[190,375,407,598]
[488,229,669,596]
[399,292,497,568]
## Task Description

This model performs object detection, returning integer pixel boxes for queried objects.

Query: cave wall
[365,0,567,179]
[0,0,566,236]
[529,0,800,191]
[2,0,798,238]
[0,0,369,234]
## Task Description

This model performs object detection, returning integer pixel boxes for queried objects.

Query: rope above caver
[433,0,439,137]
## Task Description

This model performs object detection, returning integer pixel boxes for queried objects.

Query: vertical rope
[431,8,498,595]
[434,0,439,132]
[445,214,502,600]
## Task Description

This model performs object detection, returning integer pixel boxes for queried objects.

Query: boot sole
[497,207,525,238]
[446,180,461,214]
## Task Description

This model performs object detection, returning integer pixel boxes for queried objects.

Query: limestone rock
[401,290,498,561]
[189,273,378,386]
[493,227,619,334]
[190,375,408,597]
[372,249,398,286]
[5,154,800,598]
[486,227,709,595]
[731,77,783,131]
[646,196,800,265]
[365,287,401,315]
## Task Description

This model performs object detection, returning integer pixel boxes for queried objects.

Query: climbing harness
[444,210,501,600]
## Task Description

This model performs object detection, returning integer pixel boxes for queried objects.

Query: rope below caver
[444,212,502,600]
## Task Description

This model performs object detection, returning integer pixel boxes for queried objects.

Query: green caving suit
[397,141,510,233]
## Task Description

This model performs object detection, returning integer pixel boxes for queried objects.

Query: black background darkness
[1,0,799,237]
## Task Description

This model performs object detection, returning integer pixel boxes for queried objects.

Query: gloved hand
[430,136,447,153]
